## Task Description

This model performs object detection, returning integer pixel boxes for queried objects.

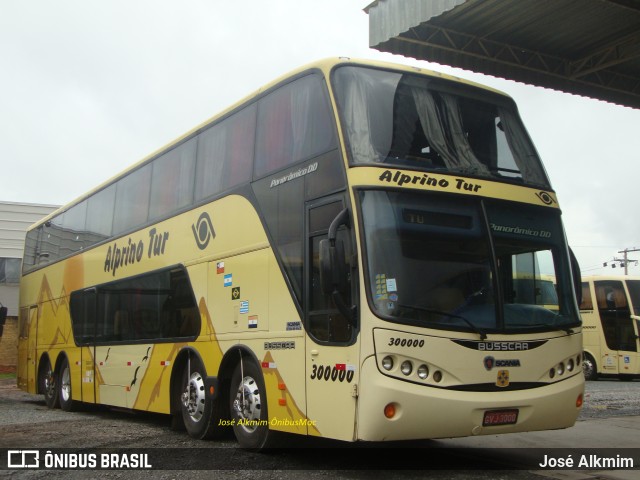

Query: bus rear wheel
[40,358,59,409]
[229,360,275,450]
[58,357,78,412]
[582,353,598,381]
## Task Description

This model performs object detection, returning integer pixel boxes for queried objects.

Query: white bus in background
[580,276,640,380]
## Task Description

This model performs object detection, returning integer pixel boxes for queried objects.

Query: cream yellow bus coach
[18,58,584,449]
[580,276,640,381]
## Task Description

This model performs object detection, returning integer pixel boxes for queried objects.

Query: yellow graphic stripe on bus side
[132,343,183,413]
[90,349,105,400]
[348,167,560,208]
[36,274,71,347]
[32,254,85,349]
[130,298,226,413]
[262,351,321,436]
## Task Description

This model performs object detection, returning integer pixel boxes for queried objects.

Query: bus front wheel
[40,358,59,409]
[583,353,598,381]
[229,360,275,450]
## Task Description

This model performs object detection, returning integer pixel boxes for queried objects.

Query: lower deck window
[70,267,200,345]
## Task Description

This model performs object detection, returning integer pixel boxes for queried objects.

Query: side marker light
[384,403,396,419]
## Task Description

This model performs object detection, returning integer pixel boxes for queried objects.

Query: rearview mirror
[319,238,347,295]
[569,248,582,305]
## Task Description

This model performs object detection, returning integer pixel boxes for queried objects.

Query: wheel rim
[232,375,262,433]
[583,358,594,379]
[182,372,206,422]
[60,365,71,402]
[44,366,56,399]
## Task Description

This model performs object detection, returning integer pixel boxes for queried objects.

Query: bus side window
[113,311,131,341]
[579,282,593,310]
[594,280,635,352]
[254,74,336,178]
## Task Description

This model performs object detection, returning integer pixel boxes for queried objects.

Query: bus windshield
[626,280,640,316]
[333,65,549,188]
[359,190,579,334]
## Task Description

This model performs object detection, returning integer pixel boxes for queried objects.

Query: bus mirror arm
[319,209,357,323]
[327,208,350,244]
[332,290,357,325]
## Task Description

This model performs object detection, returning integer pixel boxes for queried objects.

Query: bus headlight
[567,359,574,372]
[417,364,429,379]
[557,362,565,375]
[400,361,413,376]
[382,356,394,371]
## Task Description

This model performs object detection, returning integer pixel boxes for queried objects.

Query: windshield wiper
[398,304,487,340]
[509,323,574,335]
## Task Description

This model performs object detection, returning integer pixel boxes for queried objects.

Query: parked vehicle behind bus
[580,276,640,380]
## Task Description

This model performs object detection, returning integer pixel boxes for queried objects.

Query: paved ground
[0,376,638,479]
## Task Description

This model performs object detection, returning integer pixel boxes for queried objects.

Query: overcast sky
[1,0,639,276]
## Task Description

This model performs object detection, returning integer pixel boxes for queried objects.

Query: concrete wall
[0,317,17,372]
[0,201,58,369]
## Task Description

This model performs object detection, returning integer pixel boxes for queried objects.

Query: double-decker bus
[580,275,640,381]
[17,58,584,449]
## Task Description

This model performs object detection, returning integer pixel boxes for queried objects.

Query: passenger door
[17,307,29,390]
[17,306,38,393]
[305,198,359,441]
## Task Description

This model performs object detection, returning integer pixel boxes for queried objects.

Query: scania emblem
[484,356,495,371]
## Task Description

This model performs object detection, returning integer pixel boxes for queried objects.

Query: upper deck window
[254,73,337,178]
[332,66,549,188]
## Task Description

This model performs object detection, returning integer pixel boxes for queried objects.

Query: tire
[229,360,275,450]
[58,357,78,412]
[179,357,221,439]
[40,357,59,409]
[582,353,598,381]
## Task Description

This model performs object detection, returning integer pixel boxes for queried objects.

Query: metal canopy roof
[366,0,640,109]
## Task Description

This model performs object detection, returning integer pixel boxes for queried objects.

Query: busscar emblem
[496,370,509,387]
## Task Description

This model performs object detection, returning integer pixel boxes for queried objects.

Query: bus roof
[30,57,513,231]
[582,275,640,281]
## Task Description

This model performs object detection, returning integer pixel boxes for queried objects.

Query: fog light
[384,403,397,419]
[433,371,442,383]
[417,364,429,379]
[401,361,413,376]
[382,356,394,371]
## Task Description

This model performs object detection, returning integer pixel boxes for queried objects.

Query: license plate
[483,409,519,426]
